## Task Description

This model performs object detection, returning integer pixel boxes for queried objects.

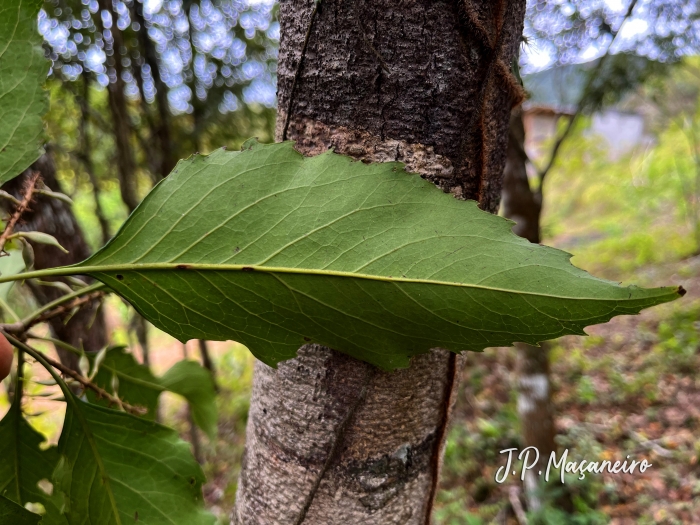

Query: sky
[39,0,697,113]
[520,0,694,73]
[39,0,278,114]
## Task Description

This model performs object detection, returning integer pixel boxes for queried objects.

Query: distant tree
[503,0,700,511]
[2,155,107,371]
[40,0,279,202]
[37,0,279,375]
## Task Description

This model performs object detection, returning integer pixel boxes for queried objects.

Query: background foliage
[1,0,700,523]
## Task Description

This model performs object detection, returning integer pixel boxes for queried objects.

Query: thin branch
[628,429,673,458]
[60,78,113,134]
[535,109,581,189]
[509,485,528,525]
[583,422,674,458]
[198,339,218,391]
[536,0,640,190]
[0,172,41,254]
[77,75,112,245]
[4,332,147,416]
[1,282,106,334]
[26,334,85,356]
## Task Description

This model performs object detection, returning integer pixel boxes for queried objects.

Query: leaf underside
[88,348,218,438]
[0,495,42,525]
[73,141,680,370]
[0,399,66,525]
[55,396,215,525]
[0,0,49,184]
[87,347,162,418]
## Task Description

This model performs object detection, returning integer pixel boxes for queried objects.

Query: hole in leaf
[25,502,46,515]
[37,479,53,496]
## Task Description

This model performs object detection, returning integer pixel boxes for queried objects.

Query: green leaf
[0,495,42,525]
[28,141,682,369]
[0,248,25,301]
[0,398,66,525]
[15,233,69,254]
[54,394,215,525]
[0,0,50,184]
[88,348,218,438]
[87,346,162,419]
[161,361,218,440]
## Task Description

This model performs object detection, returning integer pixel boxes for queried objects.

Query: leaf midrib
[64,395,122,525]
[100,363,163,392]
[66,262,675,302]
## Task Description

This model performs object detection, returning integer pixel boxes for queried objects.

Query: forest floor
[435,254,700,525]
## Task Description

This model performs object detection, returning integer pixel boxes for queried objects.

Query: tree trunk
[96,0,140,212]
[3,153,107,370]
[198,339,217,391]
[77,75,112,247]
[233,2,525,524]
[501,109,541,244]
[130,2,177,179]
[501,108,557,510]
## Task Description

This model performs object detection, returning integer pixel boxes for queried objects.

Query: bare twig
[198,339,218,391]
[582,421,674,458]
[1,283,105,335]
[536,0,640,189]
[0,172,41,254]
[628,429,674,458]
[4,332,147,416]
[509,485,529,525]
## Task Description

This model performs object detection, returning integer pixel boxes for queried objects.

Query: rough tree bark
[233,1,526,524]
[501,108,557,510]
[3,154,107,370]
